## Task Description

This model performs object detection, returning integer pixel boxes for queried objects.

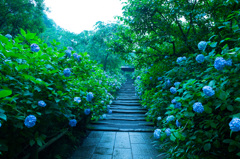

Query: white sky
[44,0,126,34]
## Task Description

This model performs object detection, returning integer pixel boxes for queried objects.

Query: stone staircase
[87,79,154,132]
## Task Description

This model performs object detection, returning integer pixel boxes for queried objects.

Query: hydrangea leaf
[170,134,176,142]
[0,89,12,98]
[204,143,211,151]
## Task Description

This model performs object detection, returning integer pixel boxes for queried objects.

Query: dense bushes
[0,30,125,158]
[134,42,240,158]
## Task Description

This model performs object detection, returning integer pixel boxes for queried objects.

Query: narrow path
[70,79,164,159]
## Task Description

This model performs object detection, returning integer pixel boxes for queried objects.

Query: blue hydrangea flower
[107,105,110,109]
[166,79,171,87]
[182,56,186,60]
[174,82,181,87]
[109,100,112,104]
[30,44,40,52]
[73,53,78,59]
[63,68,71,77]
[69,119,77,127]
[229,118,240,132]
[5,34,12,39]
[214,57,226,70]
[67,47,73,51]
[202,86,215,97]
[176,120,181,127]
[225,59,232,66]
[77,55,82,62]
[196,54,205,63]
[174,102,181,109]
[137,76,141,80]
[153,129,161,139]
[193,102,204,113]
[198,41,207,51]
[0,123,1,127]
[101,101,104,104]
[165,56,168,59]
[24,115,37,128]
[84,109,91,115]
[170,87,177,94]
[165,128,171,136]
[74,97,81,103]
[86,92,94,102]
[38,100,46,107]
[158,77,162,81]
[106,75,108,78]
[102,114,107,120]
[148,67,151,69]
[108,109,112,114]
[157,117,162,121]
[171,99,177,104]
[150,77,152,80]
[151,64,153,66]
[166,115,175,123]
[177,57,183,63]
[65,50,71,58]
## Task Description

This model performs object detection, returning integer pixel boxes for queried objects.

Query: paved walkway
[70,79,165,159]
[70,131,165,159]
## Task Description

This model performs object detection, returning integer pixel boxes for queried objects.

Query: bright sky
[44,0,126,34]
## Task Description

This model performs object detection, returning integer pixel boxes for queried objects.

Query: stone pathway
[70,79,165,159]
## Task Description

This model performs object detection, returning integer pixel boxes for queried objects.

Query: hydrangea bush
[0,30,126,158]
[134,40,240,158]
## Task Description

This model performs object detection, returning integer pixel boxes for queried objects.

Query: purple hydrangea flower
[225,59,232,66]
[196,54,205,63]
[158,77,162,81]
[69,119,77,127]
[171,99,177,104]
[108,109,112,114]
[170,87,177,94]
[74,97,81,103]
[198,41,207,51]
[229,118,240,132]
[86,92,94,102]
[150,77,152,80]
[176,120,181,127]
[214,57,226,70]
[153,129,161,139]
[5,34,12,39]
[174,82,181,87]
[166,115,175,123]
[84,109,91,115]
[174,102,181,109]
[203,86,215,97]
[65,49,71,58]
[38,100,46,107]
[63,68,71,77]
[193,102,204,113]
[30,44,40,52]
[24,115,37,128]
[67,47,74,51]
[177,57,183,63]
[165,128,171,136]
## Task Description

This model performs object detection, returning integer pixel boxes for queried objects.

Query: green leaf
[36,138,43,147]
[237,152,240,157]
[210,42,218,48]
[204,143,211,151]
[170,134,176,142]
[21,29,26,37]
[29,140,35,146]
[223,139,233,143]
[0,89,12,98]
[184,112,195,117]
[235,98,240,102]
[0,113,7,121]
[227,105,234,111]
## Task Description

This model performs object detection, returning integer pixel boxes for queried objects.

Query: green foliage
[0,30,126,158]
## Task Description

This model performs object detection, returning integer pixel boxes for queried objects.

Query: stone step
[107,113,146,117]
[116,97,139,100]
[110,105,144,110]
[113,100,140,103]
[112,109,146,114]
[106,116,146,121]
[87,125,154,132]
[112,102,141,106]
[91,120,153,126]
